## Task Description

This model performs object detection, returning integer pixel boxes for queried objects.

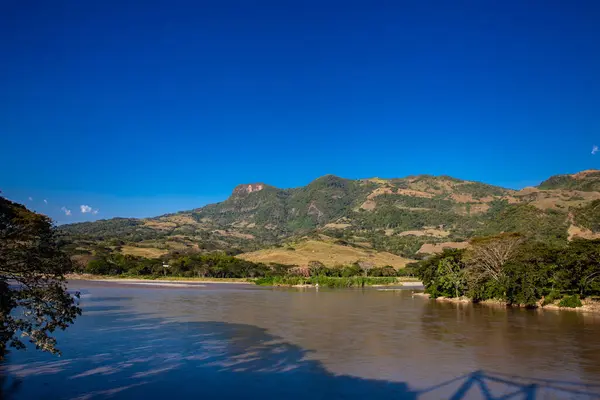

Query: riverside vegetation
[414,233,600,308]
[77,252,414,288]
[254,276,398,287]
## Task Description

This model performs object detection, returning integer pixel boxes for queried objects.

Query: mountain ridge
[60,169,600,264]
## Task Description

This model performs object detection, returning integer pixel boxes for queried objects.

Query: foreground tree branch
[0,196,81,360]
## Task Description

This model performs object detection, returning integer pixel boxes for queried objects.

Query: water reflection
[419,302,600,381]
[2,282,600,399]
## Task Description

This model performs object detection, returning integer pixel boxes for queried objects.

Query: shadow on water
[2,297,600,399]
[1,308,417,399]
[417,370,600,399]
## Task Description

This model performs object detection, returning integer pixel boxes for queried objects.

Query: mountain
[60,170,600,264]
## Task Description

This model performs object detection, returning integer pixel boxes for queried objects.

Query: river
[2,281,600,399]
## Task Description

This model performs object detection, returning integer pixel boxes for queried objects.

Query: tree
[416,249,466,298]
[85,258,111,275]
[370,265,397,277]
[504,241,557,306]
[438,258,466,298]
[308,260,327,276]
[465,233,523,294]
[289,266,311,277]
[357,260,375,277]
[0,196,81,360]
[556,239,600,296]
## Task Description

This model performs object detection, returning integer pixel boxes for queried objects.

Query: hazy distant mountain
[60,170,600,260]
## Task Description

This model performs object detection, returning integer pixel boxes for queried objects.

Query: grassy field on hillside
[121,245,169,258]
[238,239,413,268]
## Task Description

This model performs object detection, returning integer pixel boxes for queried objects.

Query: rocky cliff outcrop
[232,183,266,196]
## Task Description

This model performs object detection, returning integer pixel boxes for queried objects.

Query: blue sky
[1,1,599,224]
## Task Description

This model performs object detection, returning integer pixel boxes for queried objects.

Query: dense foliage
[0,197,81,360]
[416,235,600,307]
[477,204,568,245]
[455,182,509,198]
[77,249,414,284]
[60,218,162,241]
[81,253,273,279]
[573,200,600,233]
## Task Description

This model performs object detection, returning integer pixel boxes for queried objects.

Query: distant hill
[538,169,600,191]
[60,169,600,265]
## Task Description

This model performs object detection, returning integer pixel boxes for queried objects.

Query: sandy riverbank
[66,274,253,285]
[392,281,424,288]
[541,298,600,313]
[413,292,471,303]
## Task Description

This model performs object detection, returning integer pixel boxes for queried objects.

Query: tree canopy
[0,196,81,360]
[416,235,600,307]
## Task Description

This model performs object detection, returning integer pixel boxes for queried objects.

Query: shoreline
[287,282,424,288]
[414,292,600,313]
[66,274,425,290]
[66,274,254,285]
[266,279,423,289]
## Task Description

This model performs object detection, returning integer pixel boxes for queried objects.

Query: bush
[341,265,362,277]
[312,276,397,288]
[541,290,561,306]
[86,258,123,275]
[254,277,274,285]
[396,266,415,277]
[255,276,308,286]
[558,295,582,308]
[368,266,397,277]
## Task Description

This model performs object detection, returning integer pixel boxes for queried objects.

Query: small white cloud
[28,197,33,201]
[80,205,100,215]
[592,145,599,155]
[61,207,72,216]
[43,199,48,204]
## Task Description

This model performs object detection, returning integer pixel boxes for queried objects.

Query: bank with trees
[414,233,600,309]
[76,252,416,287]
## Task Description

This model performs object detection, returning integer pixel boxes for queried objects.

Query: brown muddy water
[2,280,600,399]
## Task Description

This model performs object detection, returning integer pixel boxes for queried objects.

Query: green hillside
[60,170,600,264]
[538,170,600,191]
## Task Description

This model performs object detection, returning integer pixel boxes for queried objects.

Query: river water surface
[2,281,600,399]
